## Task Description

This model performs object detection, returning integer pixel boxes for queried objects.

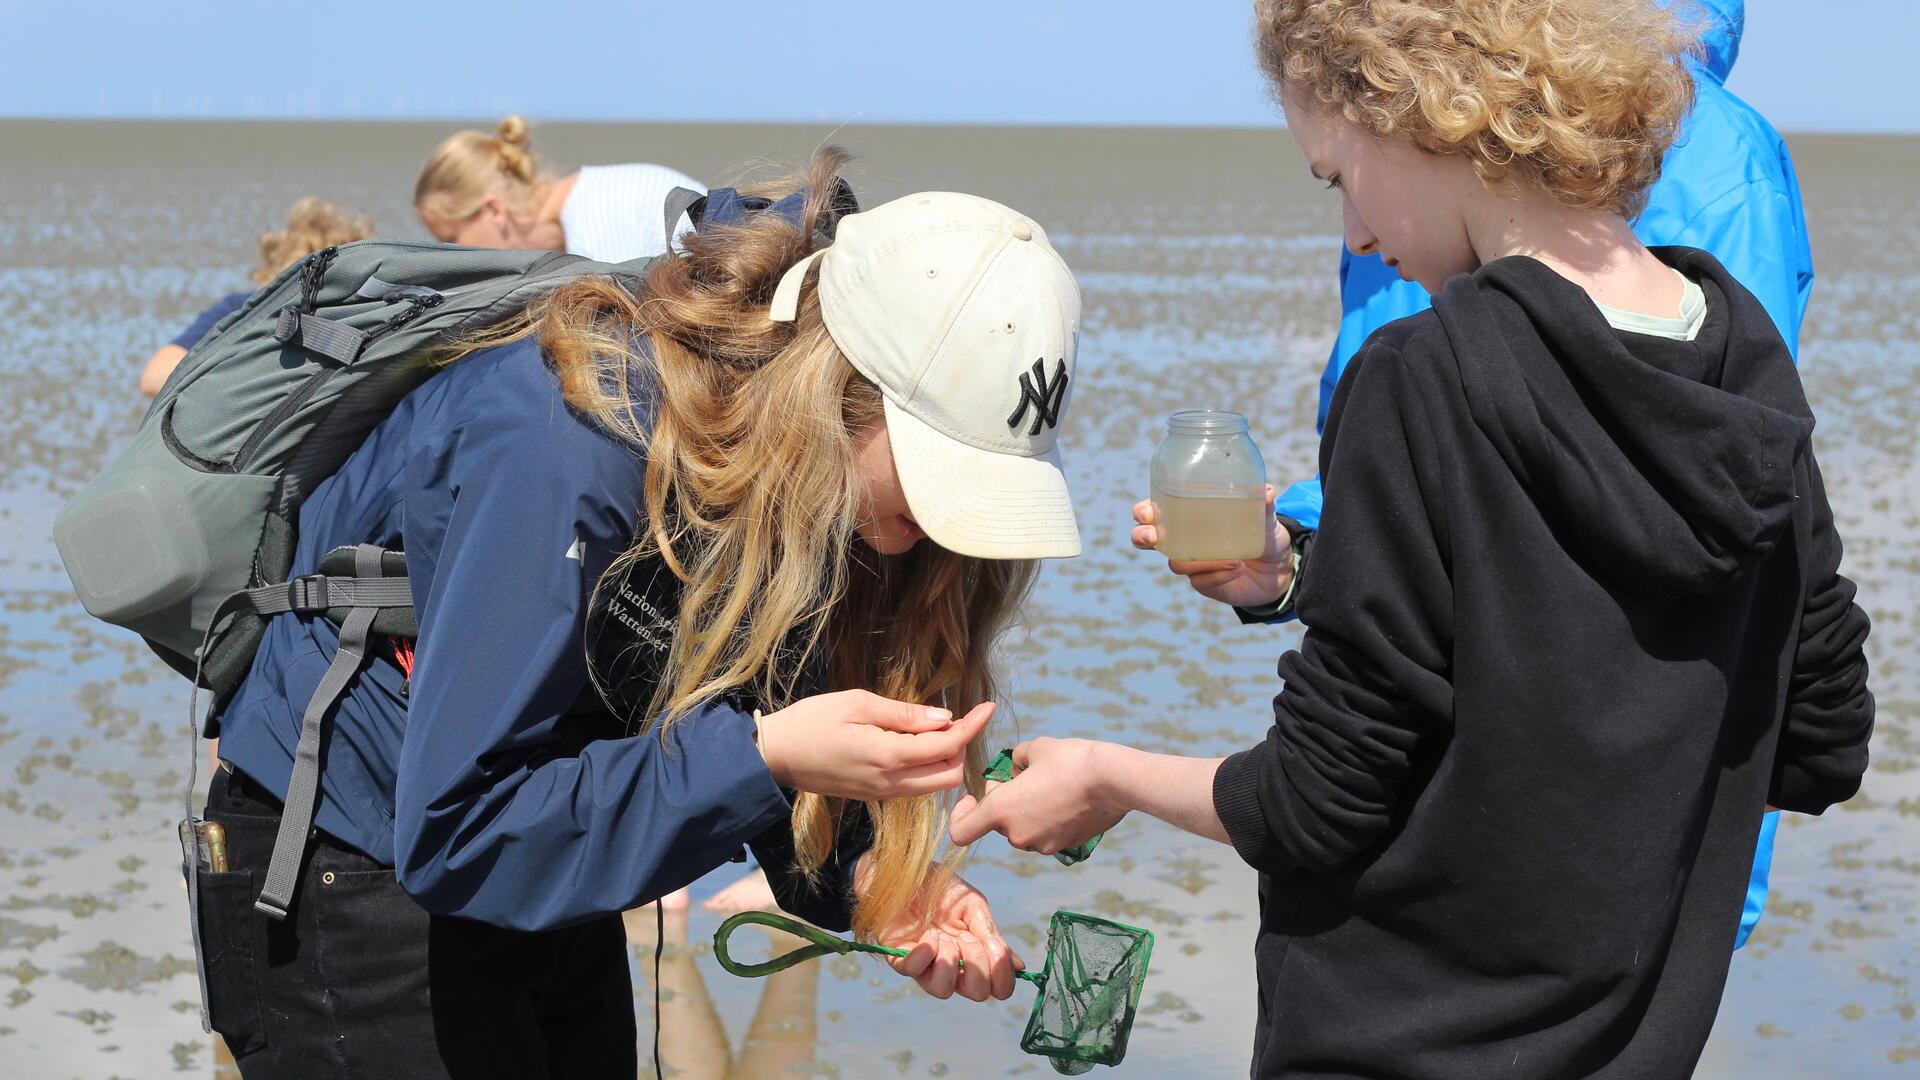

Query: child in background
[140,197,372,396]
[952,1,1874,1075]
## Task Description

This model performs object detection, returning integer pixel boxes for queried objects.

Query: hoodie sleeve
[1769,448,1873,813]
[391,396,791,931]
[1213,341,1455,875]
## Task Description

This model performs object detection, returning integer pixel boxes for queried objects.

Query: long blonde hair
[253,197,372,285]
[454,148,1036,938]
[413,114,551,225]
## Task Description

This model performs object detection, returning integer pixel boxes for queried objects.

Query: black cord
[653,901,665,1079]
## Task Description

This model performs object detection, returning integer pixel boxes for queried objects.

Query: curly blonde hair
[252,197,373,285]
[1254,0,1702,217]
[413,115,552,225]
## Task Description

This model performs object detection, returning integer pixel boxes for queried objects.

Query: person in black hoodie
[950,0,1875,1075]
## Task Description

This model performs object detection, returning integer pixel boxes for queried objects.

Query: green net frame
[713,909,1153,1073]
[1020,911,1154,1072]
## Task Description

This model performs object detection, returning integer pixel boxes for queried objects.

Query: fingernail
[926,707,953,723]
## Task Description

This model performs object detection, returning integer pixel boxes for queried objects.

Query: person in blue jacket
[1134,0,1806,950]
[200,151,1087,1078]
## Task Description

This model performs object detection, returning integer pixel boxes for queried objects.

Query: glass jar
[1150,410,1267,561]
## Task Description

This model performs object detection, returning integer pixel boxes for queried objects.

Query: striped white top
[559,163,706,263]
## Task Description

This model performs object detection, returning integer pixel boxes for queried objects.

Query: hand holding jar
[1135,411,1295,608]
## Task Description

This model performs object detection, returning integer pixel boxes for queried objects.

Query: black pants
[197,766,636,1079]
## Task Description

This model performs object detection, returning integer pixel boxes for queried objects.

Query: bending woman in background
[414,114,703,262]
[202,148,1083,1078]
[140,197,371,396]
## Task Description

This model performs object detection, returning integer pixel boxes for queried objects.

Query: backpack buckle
[272,305,301,344]
[286,575,329,612]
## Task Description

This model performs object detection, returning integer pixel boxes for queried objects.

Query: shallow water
[0,120,1914,1077]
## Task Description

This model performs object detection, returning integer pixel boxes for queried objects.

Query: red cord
[390,638,416,681]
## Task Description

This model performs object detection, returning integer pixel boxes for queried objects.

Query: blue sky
[0,0,1910,132]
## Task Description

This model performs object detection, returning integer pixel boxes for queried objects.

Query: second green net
[984,748,1102,865]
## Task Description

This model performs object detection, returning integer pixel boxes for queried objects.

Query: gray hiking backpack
[53,233,664,1030]
[57,239,653,695]
[51,183,834,1032]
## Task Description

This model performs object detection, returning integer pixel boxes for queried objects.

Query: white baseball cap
[769,191,1082,560]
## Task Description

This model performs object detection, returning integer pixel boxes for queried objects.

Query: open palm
[874,872,1023,1003]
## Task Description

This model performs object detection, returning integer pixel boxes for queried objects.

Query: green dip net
[984,748,1102,865]
[713,909,1154,1073]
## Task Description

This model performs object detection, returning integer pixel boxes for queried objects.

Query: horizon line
[3,114,1916,139]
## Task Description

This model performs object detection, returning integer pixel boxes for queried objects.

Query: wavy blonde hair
[413,114,552,225]
[1254,0,1701,216]
[252,197,372,286]
[453,148,1034,939]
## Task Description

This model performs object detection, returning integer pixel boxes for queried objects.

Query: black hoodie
[1211,250,1873,1078]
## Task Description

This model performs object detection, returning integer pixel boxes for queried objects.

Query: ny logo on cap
[1007,358,1069,437]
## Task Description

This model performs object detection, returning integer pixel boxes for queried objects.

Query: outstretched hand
[1133,483,1294,608]
[873,871,1023,1002]
[948,738,1127,857]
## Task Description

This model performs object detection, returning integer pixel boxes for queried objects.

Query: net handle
[713,910,1043,984]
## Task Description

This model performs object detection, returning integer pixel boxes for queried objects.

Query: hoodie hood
[1691,0,1743,84]
[1431,250,1813,599]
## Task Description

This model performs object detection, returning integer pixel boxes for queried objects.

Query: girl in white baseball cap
[191,147,1085,1077]
[506,146,1081,988]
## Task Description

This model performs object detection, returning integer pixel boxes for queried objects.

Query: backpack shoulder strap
[662,186,707,249]
[212,544,413,920]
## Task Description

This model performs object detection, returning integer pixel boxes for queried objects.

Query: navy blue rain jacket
[216,337,867,931]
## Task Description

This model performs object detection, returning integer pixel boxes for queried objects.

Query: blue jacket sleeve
[1676,178,1810,362]
[391,398,792,931]
[1274,477,1324,534]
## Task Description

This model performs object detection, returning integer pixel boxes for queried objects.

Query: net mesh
[1021,911,1155,1073]
[984,749,1102,864]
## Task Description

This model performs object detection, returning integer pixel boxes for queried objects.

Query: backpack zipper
[231,289,444,473]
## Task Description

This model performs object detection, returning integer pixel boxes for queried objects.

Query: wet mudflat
[0,121,1913,1076]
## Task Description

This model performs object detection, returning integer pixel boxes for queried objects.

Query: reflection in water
[625,903,819,1080]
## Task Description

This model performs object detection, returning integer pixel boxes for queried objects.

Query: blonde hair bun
[496,114,531,146]
[495,115,537,182]
[414,118,550,221]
